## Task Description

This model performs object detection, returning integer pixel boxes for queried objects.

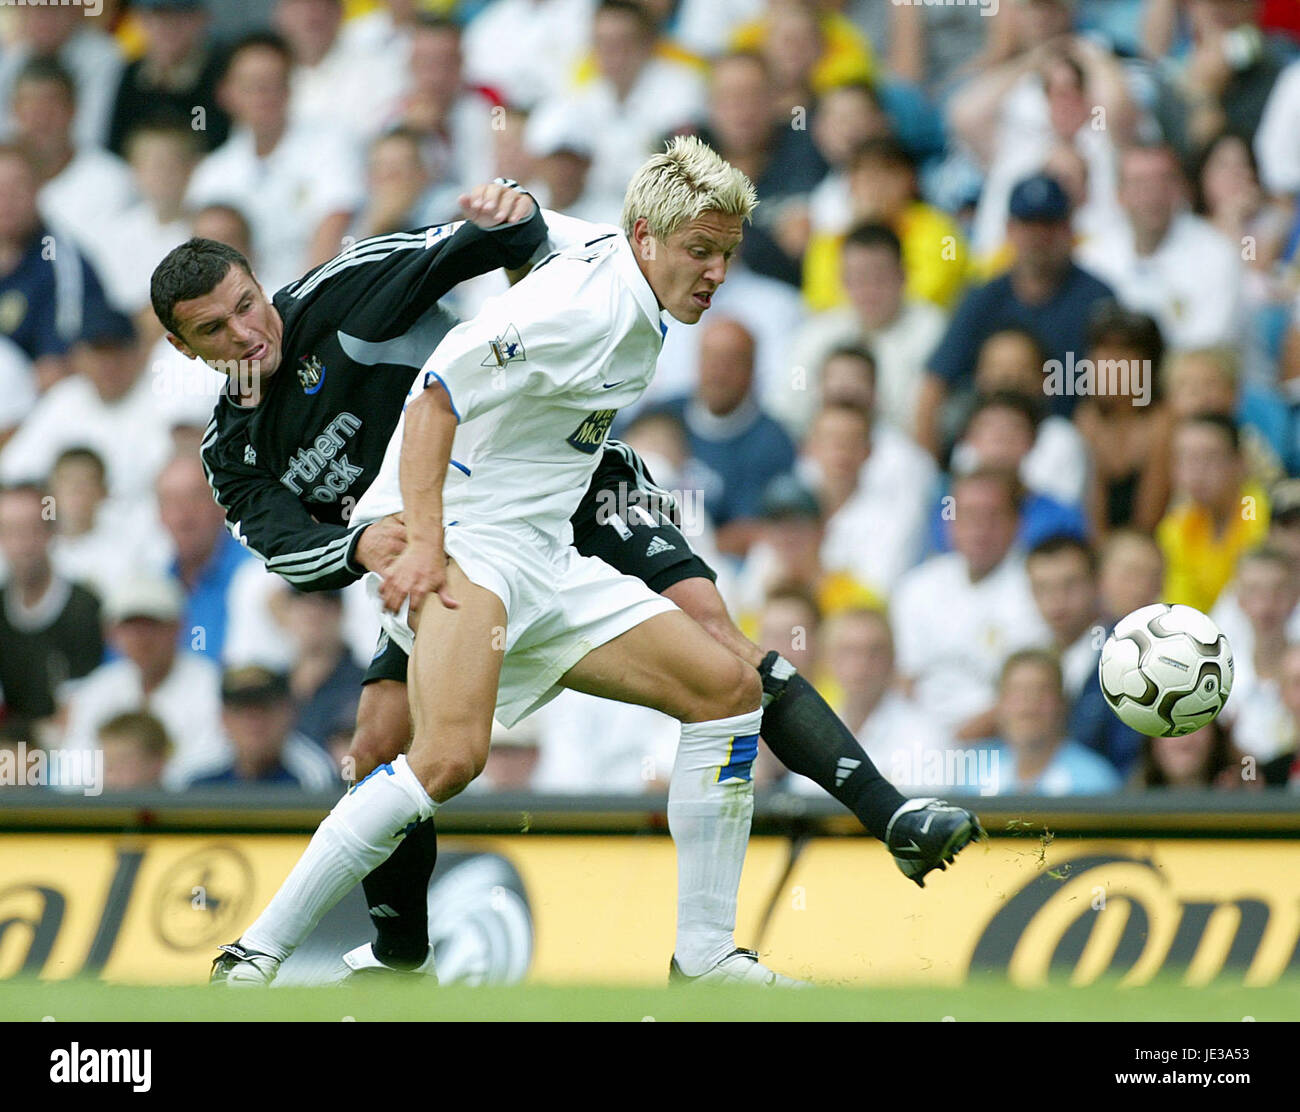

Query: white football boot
[341,943,439,983]
[210,942,280,987]
[669,947,807,987]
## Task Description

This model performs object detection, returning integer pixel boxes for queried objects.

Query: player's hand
[354,514,407,575]
[460,182,535,228]
[379,539,460,618]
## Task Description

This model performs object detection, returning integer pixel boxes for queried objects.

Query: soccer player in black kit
[151,182,981,983]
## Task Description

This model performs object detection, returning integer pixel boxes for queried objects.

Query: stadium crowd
[2,0,1300,798]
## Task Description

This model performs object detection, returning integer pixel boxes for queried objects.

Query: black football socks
[361,816,439,969]
[758,651,906,841]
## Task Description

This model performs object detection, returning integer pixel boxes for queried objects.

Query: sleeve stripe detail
[420,369,462,421]
[289,238,428,299]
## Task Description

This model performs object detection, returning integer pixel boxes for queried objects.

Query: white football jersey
[353,225,670,538]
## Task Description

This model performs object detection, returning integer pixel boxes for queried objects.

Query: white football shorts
[368,518,677,726]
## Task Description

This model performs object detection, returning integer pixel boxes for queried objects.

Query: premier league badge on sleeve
[297,354,326,394]
[481,324,526,368]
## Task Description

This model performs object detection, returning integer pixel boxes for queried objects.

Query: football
[1098,604,1234,738]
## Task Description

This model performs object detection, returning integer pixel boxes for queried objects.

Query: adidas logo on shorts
[645,536,676,559]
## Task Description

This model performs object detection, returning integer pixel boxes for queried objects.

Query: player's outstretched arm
[378,385,460,618]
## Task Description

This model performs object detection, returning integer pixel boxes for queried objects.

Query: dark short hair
[13,56,77,102]
[849,136,915,174]
[843,220,902,263]
[1181,410,1241,453]
[820,79,882,111]
[596,0,656,35]
[1087,299,1166,369]
[52,445,108,484]
[1027,532,1097,576]
[220,31,294,83]
[967,389,1044,434]
[822,342,876,383]
[150,237,255,338]
[953,465,1024,512]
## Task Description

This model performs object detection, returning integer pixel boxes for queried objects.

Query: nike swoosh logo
[602,381,625,389]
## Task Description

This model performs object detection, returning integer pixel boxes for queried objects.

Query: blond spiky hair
[621,135,757,240]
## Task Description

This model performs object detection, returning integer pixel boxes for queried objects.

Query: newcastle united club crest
[297,355,326,394]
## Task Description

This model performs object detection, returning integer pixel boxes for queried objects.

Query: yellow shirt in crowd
[802,201,970,312]
[1156,482,1270,613]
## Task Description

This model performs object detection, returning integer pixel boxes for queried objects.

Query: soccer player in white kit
[217,137,798,985]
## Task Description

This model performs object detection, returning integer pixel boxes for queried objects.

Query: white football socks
[667,709,762,976]
[240,755,437,962]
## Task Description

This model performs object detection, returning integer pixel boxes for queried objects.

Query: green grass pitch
[3,978,1297,1022]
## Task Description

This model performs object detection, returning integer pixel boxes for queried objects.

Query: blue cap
[1008,173,1071,222]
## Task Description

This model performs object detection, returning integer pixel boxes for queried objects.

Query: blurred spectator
[980,648,1122,795]
[0,717,41,791]
[969,44,1130,262]
[916,172,1114,455]
[658,317,795,554]
[89,123,202,328]
[387,16,499,217]
[1260,642,1300,787]
[1163,346,1287,488]
[685,50,826,287]
[525,1,706,224]
[1157,412,1269,612]
[350,128,439,240]
[0,310,176,511]
[1072,301,1173,536]
[46,447,137,602]
[751,580,825,787]
[1212,479,1300,647]
[967,327,1091,508]
[0,3,125,152]
[0,144,117,389]
[476,718,542,793]
[1077,143,1245,351]
[1254,51,1300,196]
[1192,129,1291,306]
[800,399,932,597]
[0,483,103,724]
[941,392,1088,552]
[1130,718,1246,790]
[106,0,232,157]
[277,0,408,146]
[734,474,879,633]
[11,58,136,258]
[0,336,37,447]
[786,607,949,795]
[731,0,875,119]
[156,452,251,663]
[803,137,967,314]
[1165,0,1287,155]
[186,665,338,789]
[892,467,1051,740]
[282,588,363,750]
[783,222,947,437]
[1026,533,1142,774]
[522,111,600,222]
[98,710,171,792]
[1098,527,1166,620]
[61,575,225,786]
[806,82,892,240]
[185,33,364,292]
[192,202,255,260]
[462,0,596,111]
[1213,545,1298,761]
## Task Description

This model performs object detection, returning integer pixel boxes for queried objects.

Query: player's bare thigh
[661,576,765,670]
[344,680,412,784]
[559,608,760,723]
[403,558,506,802]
